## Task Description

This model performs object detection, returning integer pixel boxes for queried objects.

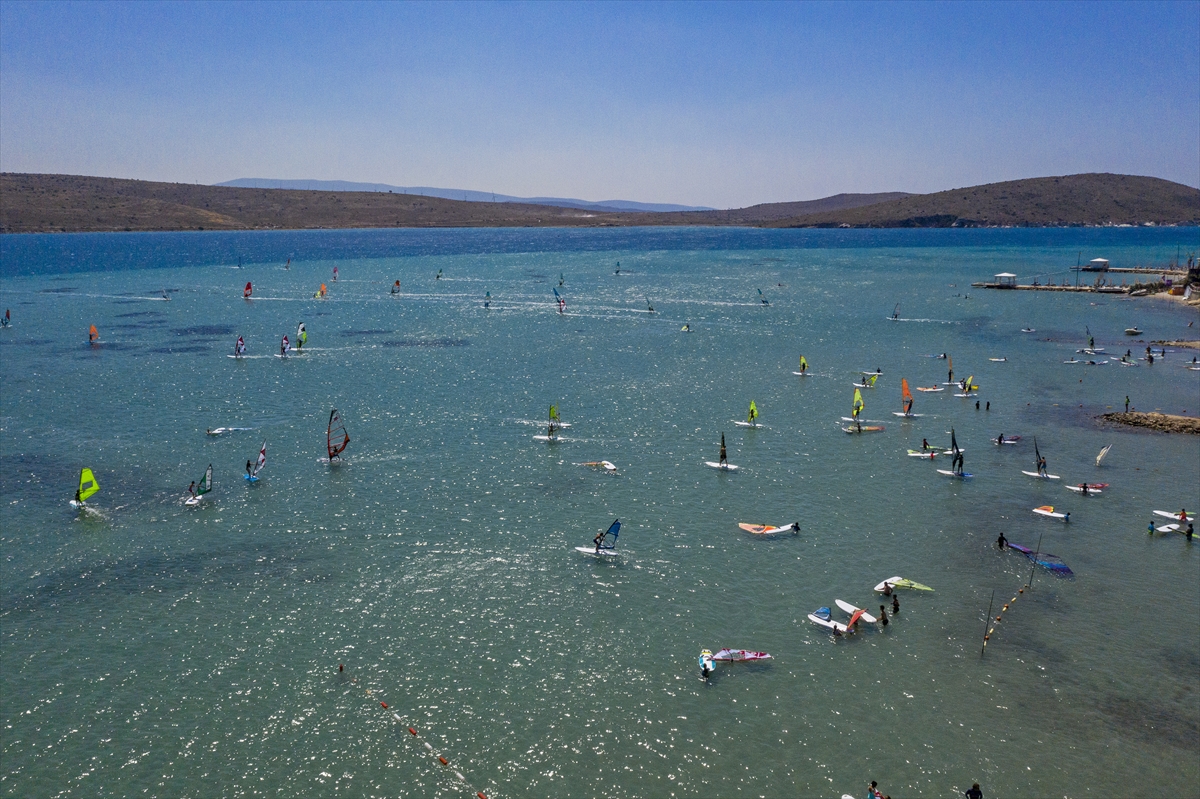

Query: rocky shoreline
[1100,411,1200,434]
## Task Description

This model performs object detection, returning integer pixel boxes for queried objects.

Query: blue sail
[599,519,620,549]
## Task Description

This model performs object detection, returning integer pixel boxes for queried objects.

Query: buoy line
[341,664,491,798]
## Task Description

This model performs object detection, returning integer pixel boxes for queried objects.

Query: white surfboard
[907,449,937,458]
[533,435,562,442]
[1065,485,1102,494]
[792,371,810,376]
[936,469,973,478]
[704,461,738,471]
[953,393,978,398]
[733,421,765,428]
[916,386,944,392]
[892,412,923,417]
[185,496,202,506]
[1154,510,1195,521]
[575,546,624,557]
[1022,470,1060,480]
[807,614,848,632]
[834,599,878,623]
[1032,506,1067,519]
[989,357,1007,362]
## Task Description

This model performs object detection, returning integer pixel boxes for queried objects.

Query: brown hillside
[769,174,1200,228]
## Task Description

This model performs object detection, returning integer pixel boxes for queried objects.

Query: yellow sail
[799,355,808,369]
[852,388,864,417]
[748,400,758,422]
[77,468,99,502]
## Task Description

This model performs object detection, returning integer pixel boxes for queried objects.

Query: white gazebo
[993,273,1018,288]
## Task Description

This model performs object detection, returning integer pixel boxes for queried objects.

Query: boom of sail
[327,409,350,460]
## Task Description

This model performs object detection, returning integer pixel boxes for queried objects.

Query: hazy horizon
[1,1,1197,207]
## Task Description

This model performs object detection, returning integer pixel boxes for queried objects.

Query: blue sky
[1,1,1197,207]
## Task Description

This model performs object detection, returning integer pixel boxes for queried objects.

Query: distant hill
[217,177,714,213]
[768,174,1200,228]
[2,172,1196,234]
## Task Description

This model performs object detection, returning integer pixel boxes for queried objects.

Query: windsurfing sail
[332,266,338,281]
[1096,445,1111,466]
[392,280,401,294]
[559,272,564,286]
[1008,543,1074,576]
[758,289,769,305]
[1034,437,1043,472]
[595,519,620,550]
[252,442,267,477]
[296,323,307,348]
[235,336,246,356]
[76,468,99,503]
[950,428,964,474]
[964,375,976,392]
[327,408,349,459]
[88,324,98,343]
[197,464,213,496]
[553,287,565,313]
[948,355,953,382]
[892,303,900,319]
[280,335,290,356]
[712,649,772,662]
[244,282,252,298]
[852,388,864,418]
[549,404,560,430]
[747,401,758,424]
[866,373,879,387]
[901,378,913,413]
[799,355,808,372]
[315,283,327,298]
[484,291,490,308]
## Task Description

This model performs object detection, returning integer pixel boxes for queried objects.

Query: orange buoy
[380,702,388,709]
[438,756,449,766]
[409,728,418,736]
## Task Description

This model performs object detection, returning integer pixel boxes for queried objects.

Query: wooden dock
[971,282,1129,293]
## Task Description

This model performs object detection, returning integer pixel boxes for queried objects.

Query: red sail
[327,409,349,460]
[244,282,252,298]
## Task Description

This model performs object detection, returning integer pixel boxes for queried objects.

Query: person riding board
[188,481,197,499]
[1038,454,1048,476]
[392,280,400,294]
[719,433,728,467]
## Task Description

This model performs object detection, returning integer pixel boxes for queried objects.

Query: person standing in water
[996,532,1007,549]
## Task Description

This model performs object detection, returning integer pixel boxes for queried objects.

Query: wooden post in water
[981,589,995,657]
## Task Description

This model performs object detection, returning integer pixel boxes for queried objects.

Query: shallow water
[2,227,1198,797]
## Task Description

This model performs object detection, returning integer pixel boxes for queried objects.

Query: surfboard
[936,469,973,478]
[1156,524,1182,533]
[891,412,923,417]
[1022,470,1061,480]
[808,614,849,632]
[733,421,765,428]
[738,522,797,535]
[1065,485,1103,494]
[533,435,562,442]
[953,393,979,398]
[1033,505,1068,519]
[834,599,877,623]
[1154,510,1195,521]
[244,475,259,482]
[843,425,885,433]
[907,449,937,458]
[185,496,202,506]
[916,386,944,392]
[574,546,623,557]
[989,357,1007,362]
[792,371,810,376]
[704,461,739,471]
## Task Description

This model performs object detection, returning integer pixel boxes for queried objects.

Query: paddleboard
[1021,328,1036,333]
[843,425,886,433]
[1065,485,1102,494]
[834,599,877,623]
[807,614,849,632]
[738,522,798,535]
[712,649,772,662]
[1154,510,1195,521]
[936,469,973,478]
[989,357,1007,362]
[874,576,933,592]
[574,546,623,557]
[1022,470,1060,479]
[916,386,944,392]
[704,461,739,471]
[907,449,937,458]
[1032,505,1068,520]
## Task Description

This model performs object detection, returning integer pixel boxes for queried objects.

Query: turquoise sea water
[2,227,1198,798]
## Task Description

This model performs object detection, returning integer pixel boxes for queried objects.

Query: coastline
[1099,411,1200,434]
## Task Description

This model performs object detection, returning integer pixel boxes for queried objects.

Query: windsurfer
[392,280,400,294]
[996,532,1007,549]
[997,433,1004,445]
[719,433,728,467]
[922,438,931,451]
[593,532,605,552]
[1,309,9,327]
[246,461,253,478]
[188,481,197,499]
[1037,455,1048,476]
[74,487,82,504]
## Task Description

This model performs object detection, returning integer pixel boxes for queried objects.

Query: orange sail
[88,324,98,342]
[901,378,913,402]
